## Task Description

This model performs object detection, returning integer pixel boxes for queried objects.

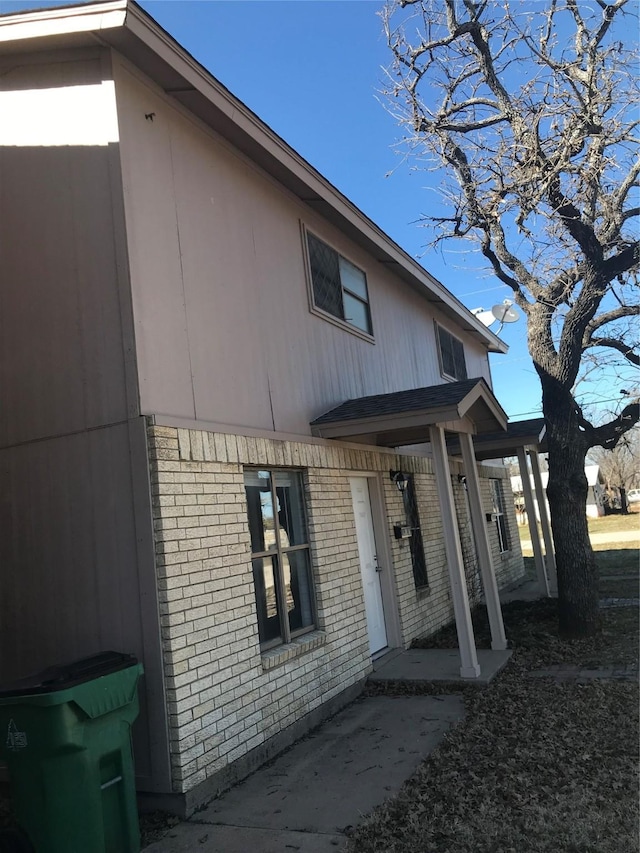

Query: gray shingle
[311,378,487,426]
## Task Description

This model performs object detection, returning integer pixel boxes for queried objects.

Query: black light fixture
[390,470,409,492]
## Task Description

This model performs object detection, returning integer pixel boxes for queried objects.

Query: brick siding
[148,423,523,793]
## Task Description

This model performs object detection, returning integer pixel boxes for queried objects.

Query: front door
[350,477,387,655]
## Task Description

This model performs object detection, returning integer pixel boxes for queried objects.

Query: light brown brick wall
[148,423,524,793]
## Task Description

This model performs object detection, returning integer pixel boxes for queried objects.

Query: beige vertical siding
[0,52,170,791]
[114,56,493,437]
[0,420,170,789]
[0,52,135,447]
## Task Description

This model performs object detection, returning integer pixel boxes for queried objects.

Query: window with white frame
[436,323,467,381]
[244,469,315,648]
[305,230,373,336]
[489,478,510,553]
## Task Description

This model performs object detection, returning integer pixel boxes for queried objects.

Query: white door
[350,477,387,655]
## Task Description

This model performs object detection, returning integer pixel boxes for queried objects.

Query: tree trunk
[542,380,599,638]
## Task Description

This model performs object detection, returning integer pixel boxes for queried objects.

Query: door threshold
[372,646,401,664]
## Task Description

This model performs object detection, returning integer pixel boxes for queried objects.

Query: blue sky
[3,0,613,420]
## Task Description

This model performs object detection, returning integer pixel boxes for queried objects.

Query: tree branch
[588,400,640,450]
[586,304,640,334]
[583,337,639,366]
[602,242,640,279]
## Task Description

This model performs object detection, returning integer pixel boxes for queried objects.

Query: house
[0,0,537,814]
[511,463,607,521]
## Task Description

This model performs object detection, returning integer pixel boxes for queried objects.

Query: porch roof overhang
[310,378,508,447]
[447,417,547,461]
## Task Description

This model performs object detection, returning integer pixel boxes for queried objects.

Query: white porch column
[528,449,558,593]
[516,447,550,596]
[429,425,481,678]
[459,433,508,651]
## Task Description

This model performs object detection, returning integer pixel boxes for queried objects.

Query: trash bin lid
[0,652,138,698]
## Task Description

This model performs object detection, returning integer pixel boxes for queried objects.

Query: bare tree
[382,0,639,636]
[589,426,640,498]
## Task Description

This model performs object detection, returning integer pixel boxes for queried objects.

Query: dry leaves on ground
[350,602,639,853]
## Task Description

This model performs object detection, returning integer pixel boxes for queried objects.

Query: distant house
[511,464,606,521]
[0,1,534,814]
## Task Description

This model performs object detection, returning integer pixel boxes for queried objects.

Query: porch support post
[516,446,550,596]
[429,424,481,678]
[459,432,507,651]
[528,449,558,593]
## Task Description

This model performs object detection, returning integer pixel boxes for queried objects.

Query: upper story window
[244,469,316,649]
[305,230,373,336]
[436,324,467,381]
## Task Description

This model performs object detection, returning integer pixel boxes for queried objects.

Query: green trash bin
[0,652,143,853]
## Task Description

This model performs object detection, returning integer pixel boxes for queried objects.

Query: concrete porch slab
[369,648,512,686]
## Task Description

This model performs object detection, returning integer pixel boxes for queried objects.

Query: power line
[509,394,636,420]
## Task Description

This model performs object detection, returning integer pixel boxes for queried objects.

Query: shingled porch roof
[446,417,547,460]
[310,378,508,447]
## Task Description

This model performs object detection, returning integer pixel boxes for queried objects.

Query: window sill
[261,630,326,671]
[309,305,375,344]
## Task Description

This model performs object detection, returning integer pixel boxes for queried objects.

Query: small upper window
[306,231,372,336]
[436,324,467,381]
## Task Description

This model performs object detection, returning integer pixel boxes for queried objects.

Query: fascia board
[311,406,461,439]
[458,382,508,431]
[379,416,476,445]
[0,0,127,43]
[477,435,539,457]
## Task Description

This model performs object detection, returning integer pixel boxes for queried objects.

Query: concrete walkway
[144,695,464,852]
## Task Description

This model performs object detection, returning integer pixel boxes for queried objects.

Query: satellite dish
[491,299,519,325]
[471,299,519,333]
[471,307,497,327]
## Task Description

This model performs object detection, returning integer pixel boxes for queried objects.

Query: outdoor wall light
[389,470,409,492]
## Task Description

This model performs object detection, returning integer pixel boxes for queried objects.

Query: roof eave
[0,0,127,43]
[311,380,508,445]
[311,405,462,440]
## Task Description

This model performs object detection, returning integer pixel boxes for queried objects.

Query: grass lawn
[519,512,640,566]
[595,548,639,577]
[600,576,639,598]
[523,548,639,587]
[518,511,639,544]
[587,512,640,536]
[350,601,639,853]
